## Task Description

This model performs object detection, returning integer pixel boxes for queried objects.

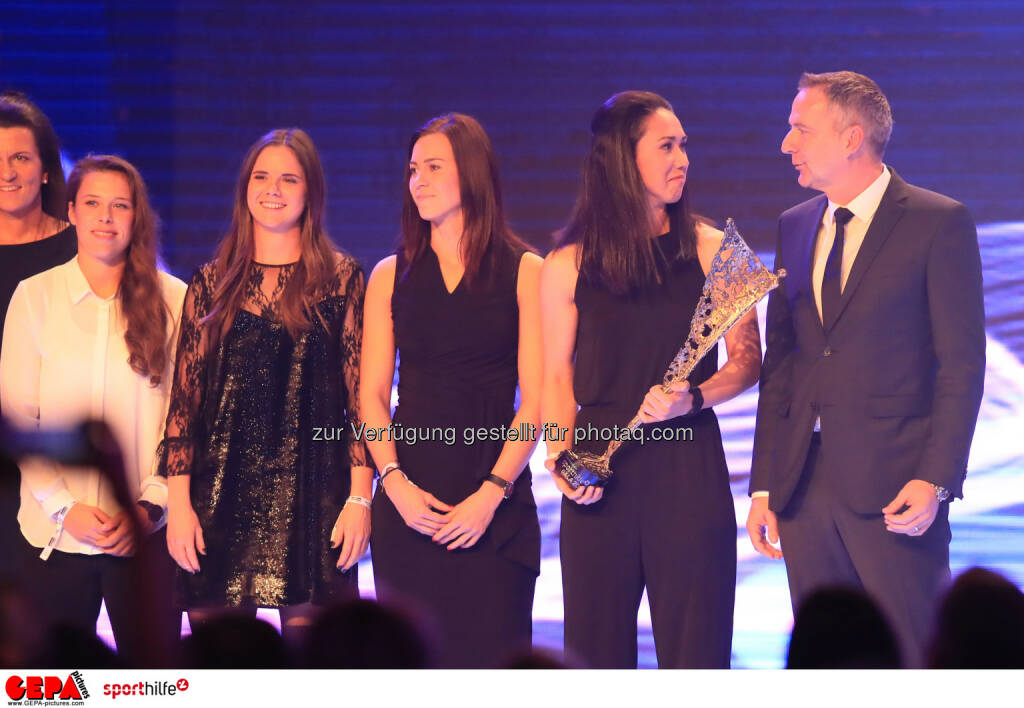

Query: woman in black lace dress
[540,92,762,668]
[160,129,371,643]
[361,114,542,667]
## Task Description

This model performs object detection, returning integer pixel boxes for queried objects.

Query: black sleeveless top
[573,232,719,455]
[389,240,540,572]
[392,243,521,455]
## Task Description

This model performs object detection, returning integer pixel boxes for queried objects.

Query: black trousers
[777,434,951,668]
[16,528,180,666]
[372,493,538,669]
[560,424,736,669]
[0,456,22,581]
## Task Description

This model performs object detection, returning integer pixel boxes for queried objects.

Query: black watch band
[687,386,704,416]
[136,500,163,523]
[484,474,514,500]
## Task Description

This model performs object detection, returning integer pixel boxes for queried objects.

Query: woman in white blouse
[0,155,186,663]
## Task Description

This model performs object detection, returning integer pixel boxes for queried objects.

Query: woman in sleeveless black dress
[362,114,542,668]
[161,129,371,645]
[540,92,762,668]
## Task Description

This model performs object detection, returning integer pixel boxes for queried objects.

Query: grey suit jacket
[750,169,985,514]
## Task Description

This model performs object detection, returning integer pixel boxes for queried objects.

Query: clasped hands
[386,474,505,551]
[63,502,156,557]
[746,478,942,560]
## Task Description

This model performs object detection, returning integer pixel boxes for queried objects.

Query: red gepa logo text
[5,672,88,701]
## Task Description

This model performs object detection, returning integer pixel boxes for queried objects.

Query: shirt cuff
[138,477,168,511]
[42,488,77,519]
[751,491,770,499]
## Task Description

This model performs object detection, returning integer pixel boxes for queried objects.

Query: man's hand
[883,479,940,536]
[746,496,783,559]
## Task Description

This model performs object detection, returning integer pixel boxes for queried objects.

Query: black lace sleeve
[157,264,215,477]
[337,256,370,470]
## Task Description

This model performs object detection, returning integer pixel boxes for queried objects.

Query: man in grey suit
[747,71,985,666]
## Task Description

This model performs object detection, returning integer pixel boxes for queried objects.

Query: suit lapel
[830,171,909,329]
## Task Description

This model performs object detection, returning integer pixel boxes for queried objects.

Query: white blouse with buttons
[0,256,186,555]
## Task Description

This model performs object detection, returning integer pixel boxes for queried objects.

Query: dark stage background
[3,0,1022,272]
[4,0,1024,668]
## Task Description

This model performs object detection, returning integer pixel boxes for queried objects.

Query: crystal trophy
[556,218,786,489]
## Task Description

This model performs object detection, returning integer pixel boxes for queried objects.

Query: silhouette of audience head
[31,624,122,668]
[0,581,41,668]
[182,615,288,669]
[503,648,573,669]
[928,566,1024,668]
[304,599,432,668]
[2,581,121,668]
[787,585,901,668]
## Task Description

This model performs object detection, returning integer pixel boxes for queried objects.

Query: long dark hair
[0,91,67,220]
[205,128,338,342]
[67,155,170,386]
[399,113,529,288]
[559,90,698,294]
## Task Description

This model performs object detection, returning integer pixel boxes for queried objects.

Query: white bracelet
[380,461,401,478]
[345,495,372,510]
[41,502,76,561]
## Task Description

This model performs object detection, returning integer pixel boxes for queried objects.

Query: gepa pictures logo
[5,671,88,702]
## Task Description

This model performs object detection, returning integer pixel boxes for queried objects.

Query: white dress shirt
[810,166,892,322]
[752,166,891,499]
[0,256,186,555]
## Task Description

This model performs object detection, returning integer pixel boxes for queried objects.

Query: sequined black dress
[159,256,367,608]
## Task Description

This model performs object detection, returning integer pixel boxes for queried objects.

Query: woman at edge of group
[160,129,372,646]
[540,91,762,668]
[361,113,542,668]
[0,154,186,663]
[0,91,77,580]
[0,91,74,296]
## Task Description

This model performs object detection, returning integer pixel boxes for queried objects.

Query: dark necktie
[821,207,854,330]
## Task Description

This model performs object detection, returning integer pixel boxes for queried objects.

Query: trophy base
[555,449,612,490]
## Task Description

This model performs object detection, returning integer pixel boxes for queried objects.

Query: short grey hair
[799,71,893,158]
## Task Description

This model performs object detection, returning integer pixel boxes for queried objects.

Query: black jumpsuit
[561,232,736,668]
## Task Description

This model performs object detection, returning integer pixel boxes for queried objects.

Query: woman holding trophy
[540,91,762,668]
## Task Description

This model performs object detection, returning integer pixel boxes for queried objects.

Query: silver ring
[912,526,919,534]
